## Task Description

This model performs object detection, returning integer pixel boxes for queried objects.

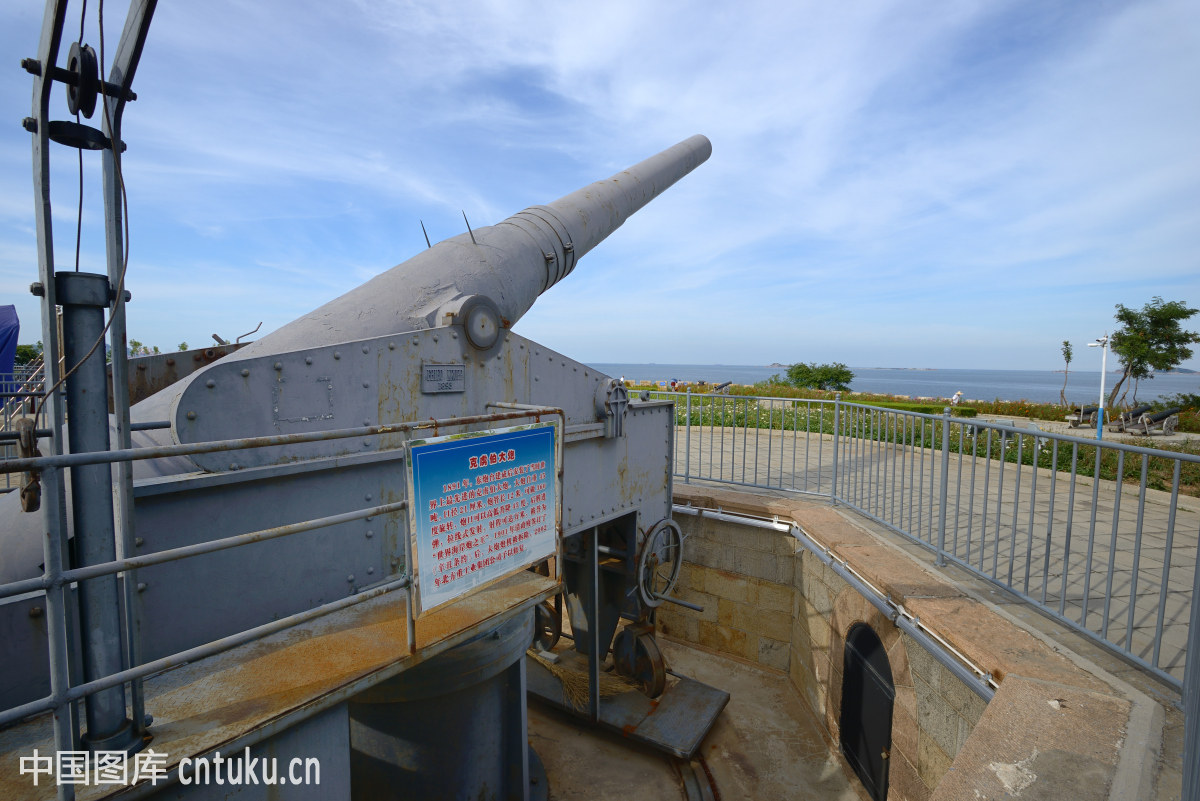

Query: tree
[1107,297,1199,408]
[1059,340,1072,407]
[786,362,854,392]
[13,342,43,365]
[177,341,189,352]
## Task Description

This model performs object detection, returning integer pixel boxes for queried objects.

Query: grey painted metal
[2,131,705,801]
[936,408,950,566]
[109,345,248,407]
[349,610,533,801]
[168,704,352,801]
[1184,534,1200,801]
[99,0,158,745]
[0,408,542,473]
[28,3,81,794]
[0,576,410,729]
[55,271,139,753]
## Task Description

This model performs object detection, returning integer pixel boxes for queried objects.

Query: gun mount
[0,23,718,790]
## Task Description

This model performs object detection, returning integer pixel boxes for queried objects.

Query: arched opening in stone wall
[839,622,894,801]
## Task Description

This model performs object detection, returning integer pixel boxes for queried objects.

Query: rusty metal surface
[526,648,729,759]
[106,344,247,409]
[0,571,557,801]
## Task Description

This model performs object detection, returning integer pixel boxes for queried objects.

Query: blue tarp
[0,305,19,394]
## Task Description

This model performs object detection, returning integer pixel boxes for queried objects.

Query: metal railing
[0,405,558,801]
[648,388,1200,793]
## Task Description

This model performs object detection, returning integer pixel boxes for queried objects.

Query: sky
[1,0,1198,373]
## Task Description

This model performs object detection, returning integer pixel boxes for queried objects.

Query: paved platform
[673,423,1199,684]
[529,638,866,801]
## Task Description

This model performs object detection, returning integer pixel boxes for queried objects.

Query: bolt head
[29,282,44,297]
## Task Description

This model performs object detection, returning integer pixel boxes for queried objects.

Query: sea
[586,364,1200,405]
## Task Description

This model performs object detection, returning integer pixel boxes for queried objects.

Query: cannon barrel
[231,134,712,361]
[0,136,712,582]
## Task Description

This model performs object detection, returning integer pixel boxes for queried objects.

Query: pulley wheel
[532,601,561,651]
[66,42,100,118]
[613,628,667,698]
[637,518,683,608]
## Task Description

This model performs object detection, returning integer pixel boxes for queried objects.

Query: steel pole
[936,408,951,566]
[1096,336,1108,441]
[830,394,841,504]
[55,272,139,753]
[1183,539,1200,801]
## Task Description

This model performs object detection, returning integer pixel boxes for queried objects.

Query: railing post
[936,407,951,567]
[683,388,692,484]
[1182,552,1200,801]
[830,393,841,504]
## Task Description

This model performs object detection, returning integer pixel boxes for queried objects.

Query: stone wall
[661,496,985,799]
[664,485,1153,801]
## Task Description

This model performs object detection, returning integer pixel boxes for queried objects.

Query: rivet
[274,362,283,371]
[241,368,250,377]
[451,332,458,339]
[366,530,374,539]
[367,567,375,575]
[365,494,373,501]
[137,583,147,592]
[230,463,239,470]
[388,342,396,350]
[29,606,43,618]
[206,379,215,388]
[347,575,355,583]
[366,516,374,522]
[334,351,341,360]
[186,411,196,420]
[363,439,371,447]
[363,381,369,388]
[305,357,313,365]
[135,537,144,547]
[363,419,370,426]
[432,335,439,343]
[412,337,419,346]
[362,345,369,354]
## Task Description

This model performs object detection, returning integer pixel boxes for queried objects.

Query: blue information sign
[408,423,557,614]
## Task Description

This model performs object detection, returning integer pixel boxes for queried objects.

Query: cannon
[1,123,720,798]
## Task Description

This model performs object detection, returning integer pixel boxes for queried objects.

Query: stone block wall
[657,512,796,672]
[664,500,986,800]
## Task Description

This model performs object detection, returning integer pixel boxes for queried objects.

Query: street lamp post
[1087,334,1109,441]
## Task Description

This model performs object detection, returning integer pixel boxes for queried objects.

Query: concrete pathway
[528,638,864,800]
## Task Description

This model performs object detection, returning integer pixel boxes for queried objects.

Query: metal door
[839,623,894,801]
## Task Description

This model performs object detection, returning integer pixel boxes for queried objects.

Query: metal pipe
[0,576,410,728]
[55,271,137,753]
[0,409,548,473]
[936,408,950,566]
